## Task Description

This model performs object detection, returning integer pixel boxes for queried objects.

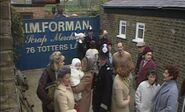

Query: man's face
[137,46,145,53]
[117,43,124,54]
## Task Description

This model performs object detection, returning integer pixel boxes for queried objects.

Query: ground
[23,69,43,112]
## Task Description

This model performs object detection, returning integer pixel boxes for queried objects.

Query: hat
[57,66,71,78]
[71,58,81,68]
[99,44,109,59]
[136,41,145,47]
[143,46,153,55]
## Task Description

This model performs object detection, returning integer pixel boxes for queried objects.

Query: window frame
[117,20,127,39]
[132,22,145,42]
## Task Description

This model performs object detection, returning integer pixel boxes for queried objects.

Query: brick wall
[0,0,19,111]
[102,8,185,112]
[14,6,48,19]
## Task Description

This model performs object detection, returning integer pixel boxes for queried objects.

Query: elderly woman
[54,67,76,112]
[37,51,65,112]
[152,65,179,112]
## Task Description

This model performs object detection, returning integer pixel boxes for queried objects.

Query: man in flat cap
[135,41,146,75]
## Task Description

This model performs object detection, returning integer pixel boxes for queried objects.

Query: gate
[16,16,100,70]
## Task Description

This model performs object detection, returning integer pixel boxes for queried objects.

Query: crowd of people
[36,28,182,112]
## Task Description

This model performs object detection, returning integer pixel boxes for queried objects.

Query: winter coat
[135,81,160,112]
[152,80,178,112]
[54,84,76,112]
[76,41,87,60]
[92,63,113,112]
[112,51,134,75]
[72,71,93,112]
[136,59,156,86]
[111,75,130,112]
[37,68,56,112]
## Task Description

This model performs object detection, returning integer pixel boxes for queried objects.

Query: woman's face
[61,73,71,86]
[163,70,173,81]
[148,74,157,85]
[144,52,152,61]
[56,57,65,70]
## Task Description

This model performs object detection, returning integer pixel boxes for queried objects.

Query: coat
[76,41,87,60]
[111,75,130,112]
[112,51,134,75]
[37,68,56,112]
[135,81,160,112]
[54,84,76,112]
[72,71,93,112]
[152,80,178,112]
[92,63,113,112]
[136,59,156,86]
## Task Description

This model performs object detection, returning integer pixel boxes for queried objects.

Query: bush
[11,7,24,63]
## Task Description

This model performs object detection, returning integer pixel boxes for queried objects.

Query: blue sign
[16,16,100,70]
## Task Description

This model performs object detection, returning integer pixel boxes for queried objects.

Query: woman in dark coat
[37,51,65,112]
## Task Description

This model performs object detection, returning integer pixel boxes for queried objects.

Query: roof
[103,0,185,10]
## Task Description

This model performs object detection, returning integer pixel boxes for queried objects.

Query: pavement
[22,68,135,112]
[22,68,44,112]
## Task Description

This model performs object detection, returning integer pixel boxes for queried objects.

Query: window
[132,22,145,42]
[20,12,33,19]
[117,20,126,39]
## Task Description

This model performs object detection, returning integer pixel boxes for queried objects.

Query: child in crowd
[70,58,84,112]
[135,70,160,112]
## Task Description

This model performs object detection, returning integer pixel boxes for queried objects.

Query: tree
[11,7,24,63]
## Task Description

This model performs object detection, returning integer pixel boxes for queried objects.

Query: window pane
[121,26,126,34]
[121,22,126,25]
[138,25,144,29]
[138,29,143,38]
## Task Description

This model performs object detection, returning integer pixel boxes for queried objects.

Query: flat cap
[136,41,145,47]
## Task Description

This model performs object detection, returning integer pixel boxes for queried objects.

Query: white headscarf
[71,58,81,69]
[70,58,84,86]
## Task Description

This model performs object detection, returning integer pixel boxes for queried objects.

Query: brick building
[11,0,51,19]
[102,0,185,111]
